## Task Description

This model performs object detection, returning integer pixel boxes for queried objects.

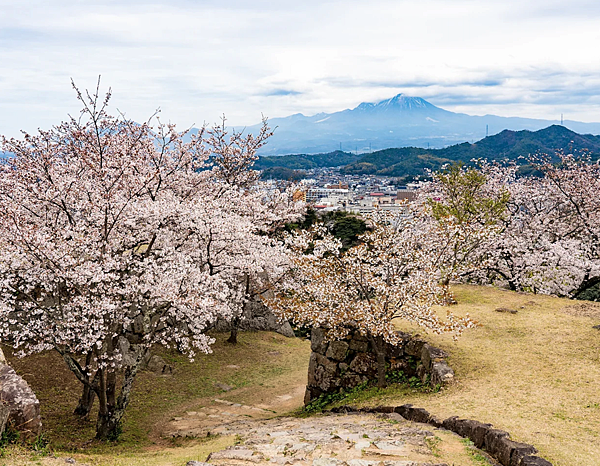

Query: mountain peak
[246,93,600,156]
[354,94,438,112]
[356,102,375,111]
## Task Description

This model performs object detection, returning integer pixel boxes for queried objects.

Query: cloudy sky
[1,0,600,137]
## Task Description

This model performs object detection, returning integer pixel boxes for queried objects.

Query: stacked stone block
[305,328,455,404]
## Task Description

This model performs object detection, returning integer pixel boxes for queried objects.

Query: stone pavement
[181,411,466,466]
[163,382,307,439]
[164,396,297,439]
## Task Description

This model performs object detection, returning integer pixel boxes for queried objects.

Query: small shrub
[0,424,20,448]
[303,381,371,413]
[30,433,50,456]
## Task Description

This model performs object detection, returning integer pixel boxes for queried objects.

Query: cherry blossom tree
[267,214,476,388]
[202,119,303,343]
[475,153,600,298]
[420,162,510,290]
[0,81,301,439]
[420,154,600,300]
[200,182,302,345]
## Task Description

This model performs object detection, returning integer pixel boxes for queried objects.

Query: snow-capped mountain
[239,94,600,155]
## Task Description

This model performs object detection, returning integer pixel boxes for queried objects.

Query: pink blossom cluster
[0,86,302,372]
[269,212,477,346]
[424,155,600,299]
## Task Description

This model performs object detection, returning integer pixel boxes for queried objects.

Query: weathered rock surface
[212,296,295,337]
[430,362,454,386]
[0,404,10,436]
[0,363,42,436]
[520,457,553,466]
[326,341,350,361]
[380,406,552,466]
[145,355,173,375]
[197,412,458,466]
[214,382,233,392]
[165,395,553,466]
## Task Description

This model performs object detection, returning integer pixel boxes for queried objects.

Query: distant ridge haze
[256,124,600,180]
[240,94,600,156]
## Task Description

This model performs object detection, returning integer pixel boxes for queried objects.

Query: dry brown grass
[367,285,600,466]
[4,286,600,466]
[1,435,236,466]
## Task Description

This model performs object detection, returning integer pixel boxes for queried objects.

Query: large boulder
[325,341,349,361]
[348,352,377,377]
[0,404,10,436]
[145,355,173,375]
[212,297,295,338]
[431,361,455,385]
[0,362,42,437]
[311,328,328,354]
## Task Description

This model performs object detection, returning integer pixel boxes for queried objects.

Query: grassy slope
[4,285,600,466]
[3,435,237,466]
[343,285,600,466]
[3,330,491,466]
[5,332,311,454]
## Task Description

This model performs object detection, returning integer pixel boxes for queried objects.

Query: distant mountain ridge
[255,125,600,180]
[242,94,600,156]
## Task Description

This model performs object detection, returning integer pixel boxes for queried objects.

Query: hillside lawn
[3,332,311,464]
[340,285,600,466]
[2,285,599,466]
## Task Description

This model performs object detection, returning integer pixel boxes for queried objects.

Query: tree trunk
[376,349,386,388]
[74,384,95,418]
[56,342,149,441]
[96,410,122,441]
[106,369,117,410]
[368,334,387,388]
[227,318,239,344]
[95,347,149,441]
[96,366,109,435]
[74,369,100,418]
[56,349,99,419]
[228,274,251,345]
[74,352,95,418]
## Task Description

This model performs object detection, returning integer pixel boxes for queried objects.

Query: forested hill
[257,125,600,179]
[254,150,362,179]
[342,125,600,177]
[255,150,362,169]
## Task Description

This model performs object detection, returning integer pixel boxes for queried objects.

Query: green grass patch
[5,332,310,456]
[461,438,494,465]
[302,370,440,415]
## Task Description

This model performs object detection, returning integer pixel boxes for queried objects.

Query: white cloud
[1,0,600,137]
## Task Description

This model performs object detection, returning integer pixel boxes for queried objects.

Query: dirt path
[12,411,495,466]
[162,378,307,438]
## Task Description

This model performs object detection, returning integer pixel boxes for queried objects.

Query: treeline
[255,150,361,170]
[257,125,600,180]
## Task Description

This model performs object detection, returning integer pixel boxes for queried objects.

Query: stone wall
[305,328,455,405]
[330,405,553,466]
